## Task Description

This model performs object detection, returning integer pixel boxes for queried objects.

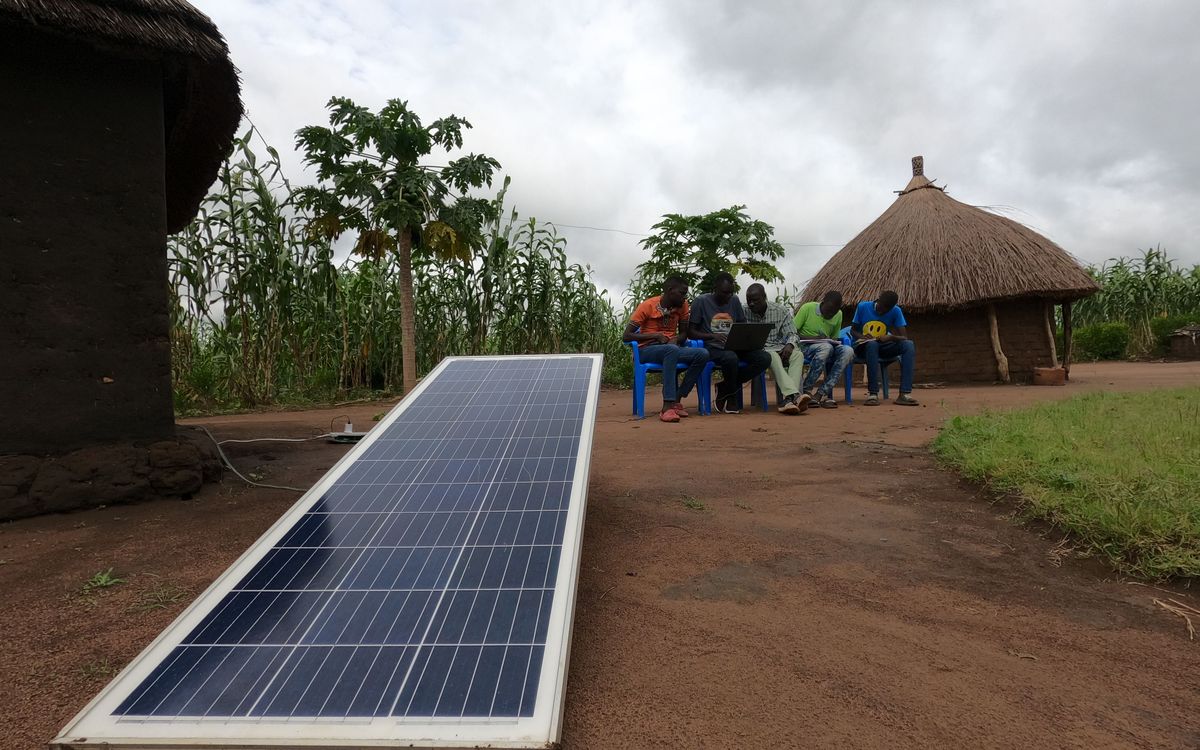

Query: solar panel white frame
[53,354,603,749]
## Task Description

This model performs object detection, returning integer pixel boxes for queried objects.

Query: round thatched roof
[801,156,1099,313]
[0,0,242,233]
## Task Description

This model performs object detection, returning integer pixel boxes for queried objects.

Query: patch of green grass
[130,581,189,613]
[681,494,707,511]
[79,658,116,679]
[81,568,126,594]
[933,387,1200,578]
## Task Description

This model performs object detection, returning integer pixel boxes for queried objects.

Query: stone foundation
[0,427,221,521]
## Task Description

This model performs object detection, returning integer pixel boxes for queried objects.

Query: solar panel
[54,355,602,749]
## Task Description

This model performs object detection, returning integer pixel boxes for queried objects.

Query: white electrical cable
[195,425,311,493]
[217,435,334,445]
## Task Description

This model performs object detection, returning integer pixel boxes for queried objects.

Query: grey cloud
[197,0,1199,300]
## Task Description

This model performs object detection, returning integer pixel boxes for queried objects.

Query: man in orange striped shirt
[623,276,710,422]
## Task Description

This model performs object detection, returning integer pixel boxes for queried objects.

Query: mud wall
[906,300,1055,383]
[0,27,175,453]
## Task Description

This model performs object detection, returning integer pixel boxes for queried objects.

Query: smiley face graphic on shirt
[862,319,888,339]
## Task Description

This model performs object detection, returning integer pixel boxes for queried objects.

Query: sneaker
[715,395,741,414]
[659,407,681,422]
[863,393,880,406]
[796,393,813,412]
[672,403,690,418]
[779,395,800,415]
[894,393,919,406]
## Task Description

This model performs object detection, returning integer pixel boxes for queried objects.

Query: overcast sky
[196,0,1200,296]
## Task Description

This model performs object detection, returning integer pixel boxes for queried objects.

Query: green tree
[294,97,500,393]
[627,205,786,304]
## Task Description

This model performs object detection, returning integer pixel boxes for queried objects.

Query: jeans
[707,347,772,400]
[767,349,804,398]
[854,339,916,394]
[638,344,709,402]
[800,341,855,396]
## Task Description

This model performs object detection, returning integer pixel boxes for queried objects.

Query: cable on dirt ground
[194,425,313,493]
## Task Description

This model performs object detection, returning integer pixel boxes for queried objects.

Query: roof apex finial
[912,155,924,177]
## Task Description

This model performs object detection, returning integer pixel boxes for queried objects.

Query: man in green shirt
[793,291,855,408]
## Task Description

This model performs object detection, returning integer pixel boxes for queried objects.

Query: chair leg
[844,361,854,405]
[757,373,768,412]
[633,368,645,418]
[698,364,713,415]
[881,364,890,401]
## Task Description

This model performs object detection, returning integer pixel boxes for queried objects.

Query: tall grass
[1073,248,1200,355]
[169,129,625,413]
[934,388,1200,579]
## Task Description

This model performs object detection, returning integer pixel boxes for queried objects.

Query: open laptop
[721,322,775,350]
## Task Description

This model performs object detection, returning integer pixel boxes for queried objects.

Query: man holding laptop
[688,272,772,414]
[794,290,855,408]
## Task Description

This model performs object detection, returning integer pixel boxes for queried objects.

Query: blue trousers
[638,344,709,402]
[800,341,856,395]
[854,339,916,394]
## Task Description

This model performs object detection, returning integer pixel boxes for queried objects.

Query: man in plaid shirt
[745,284,810,414]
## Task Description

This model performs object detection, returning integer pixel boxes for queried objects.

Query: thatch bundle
[0,0,242,232]
[801,156,1099,312]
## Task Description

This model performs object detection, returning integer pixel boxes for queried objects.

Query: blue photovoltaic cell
[114,357,593,720]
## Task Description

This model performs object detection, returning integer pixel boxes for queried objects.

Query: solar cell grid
[101,357,594,730]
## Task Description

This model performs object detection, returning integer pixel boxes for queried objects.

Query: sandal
[863,394,880,406]
[659,407,681,422]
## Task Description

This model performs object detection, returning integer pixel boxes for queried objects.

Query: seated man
[623,275,710,422]
[745,283,808,414]
[849,290,918,406]
[793,290,855,408]
[688,272,771,414]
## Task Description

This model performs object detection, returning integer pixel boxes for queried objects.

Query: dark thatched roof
[801,156,1100,313]
[0,0,242,233]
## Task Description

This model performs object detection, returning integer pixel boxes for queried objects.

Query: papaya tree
[627,204,786,304]
[294,97,500,393]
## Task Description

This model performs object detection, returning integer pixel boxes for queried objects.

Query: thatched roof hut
[803,157,1099,383]
[0,0,241,517]
[0,0,243,231]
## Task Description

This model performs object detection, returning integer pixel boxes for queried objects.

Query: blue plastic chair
[843,356,897,404]
[627,339,713,417]
[697,349,769,413]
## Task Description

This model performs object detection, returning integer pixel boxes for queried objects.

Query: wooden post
[1044,301,1059,368]
[1062,301,1073,380]
[987,303,1011,383]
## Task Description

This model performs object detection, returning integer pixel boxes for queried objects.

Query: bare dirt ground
[3,361,1198,749]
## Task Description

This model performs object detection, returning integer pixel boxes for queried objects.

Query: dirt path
[3,362,1198,749]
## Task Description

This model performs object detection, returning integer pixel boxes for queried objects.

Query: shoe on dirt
[672,403,690,418]
[659,407,681,422]
[797,393,813,411]
[715,395,741,414]
[894,394,919,406]
[820,395,838,408]
[864,394,880,406]
[779,396,801,415]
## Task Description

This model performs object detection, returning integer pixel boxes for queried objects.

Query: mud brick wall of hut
[905,299,1054,383]
[0,27,176,454]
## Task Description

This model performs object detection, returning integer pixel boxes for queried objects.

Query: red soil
[3,361,1198,749]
